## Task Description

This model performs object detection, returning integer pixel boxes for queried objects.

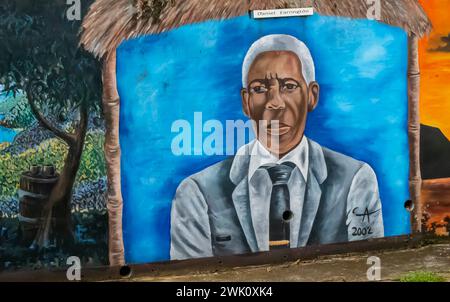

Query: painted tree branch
[77,100,89,137]
[26,89,77,146]
[0,120,12,128]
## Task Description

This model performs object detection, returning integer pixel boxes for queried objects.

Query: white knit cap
[242,34,315,88]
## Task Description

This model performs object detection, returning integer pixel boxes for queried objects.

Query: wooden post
[102,50,125,266]
[407,34,422,233]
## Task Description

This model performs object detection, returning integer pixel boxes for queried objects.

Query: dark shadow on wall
[420,124,450,180]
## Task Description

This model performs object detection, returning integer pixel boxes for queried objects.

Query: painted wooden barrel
[18,165,59,246]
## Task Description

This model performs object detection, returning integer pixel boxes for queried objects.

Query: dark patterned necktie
[266,162,296,250]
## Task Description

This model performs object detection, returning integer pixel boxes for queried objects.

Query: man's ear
[307,81,320,112]
[241,88,251,118]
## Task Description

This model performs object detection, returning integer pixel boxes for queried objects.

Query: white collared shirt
[247,136,309,251]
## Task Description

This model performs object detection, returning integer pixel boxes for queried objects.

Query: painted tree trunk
[25,84,89,248]
[102,51,125,266]
[407,34,422,233]
[33,106,88,248]
[50,137,87,246]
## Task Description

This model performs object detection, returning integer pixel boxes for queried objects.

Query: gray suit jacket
[170,139,384,260]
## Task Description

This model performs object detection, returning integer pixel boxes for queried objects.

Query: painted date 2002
[352,226,373,237]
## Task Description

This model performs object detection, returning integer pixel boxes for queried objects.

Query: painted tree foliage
[0,0,101,248]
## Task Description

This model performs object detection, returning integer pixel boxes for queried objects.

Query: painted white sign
[251,8,314,19]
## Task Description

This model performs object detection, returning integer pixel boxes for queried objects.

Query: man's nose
[265,87,286,111]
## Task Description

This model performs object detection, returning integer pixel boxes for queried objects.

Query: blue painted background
[117,14,410,264]
[0,114,17,143]
[0,90,19,143]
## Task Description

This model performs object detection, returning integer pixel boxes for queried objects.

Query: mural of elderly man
[170,34,384,260]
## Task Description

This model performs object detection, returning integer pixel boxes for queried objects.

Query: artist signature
[352,207,381,223]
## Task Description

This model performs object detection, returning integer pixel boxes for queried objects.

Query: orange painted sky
[418,0,450,139]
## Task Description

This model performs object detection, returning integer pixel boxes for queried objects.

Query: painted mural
[117,14,410,263]
[418,0,450,236]
[0,0,108,272]
[169,34,384,260]
[0,0,448,273]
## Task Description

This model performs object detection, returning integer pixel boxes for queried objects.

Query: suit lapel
[229,142,258,252]
[297,139,328,247]
[231,179,258,252]
[297,171,322,246]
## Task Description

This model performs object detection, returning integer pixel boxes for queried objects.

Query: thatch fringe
[81,0,431,58]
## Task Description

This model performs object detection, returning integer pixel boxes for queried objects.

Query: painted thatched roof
[80,0,432,59]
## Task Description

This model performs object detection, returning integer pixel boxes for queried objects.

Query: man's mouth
[266,122,291,136]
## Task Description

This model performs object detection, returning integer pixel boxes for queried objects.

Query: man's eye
[283,83,298,91]
[251,86,268,94]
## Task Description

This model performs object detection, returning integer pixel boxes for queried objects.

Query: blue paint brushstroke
[0,114,17,143]
[117,14,409,264]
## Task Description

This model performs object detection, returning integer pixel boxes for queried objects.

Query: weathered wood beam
[102,50,125,266]
[407,34,422,233]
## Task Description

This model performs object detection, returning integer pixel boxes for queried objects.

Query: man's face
[241,51,320,157]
